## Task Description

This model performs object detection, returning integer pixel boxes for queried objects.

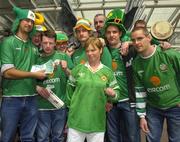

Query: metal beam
[154,0,158,3]
[73,4,180,11]
[30,0,37,8]
[168,8,180,22]
[53,0,59,7]
[145,7,155,24]
[3,15,13,22]
[8,0,15,7]
[34,7,62,12]
[0,17,10,29]
[43,14,55,30]
[102,0,105,15]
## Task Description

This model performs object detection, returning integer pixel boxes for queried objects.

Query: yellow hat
[74,18,92,31]
[35,25,47,32]
[35,12,45,25]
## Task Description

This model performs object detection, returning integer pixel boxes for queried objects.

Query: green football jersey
[109,47,129,101]
[37,51,74,110]
[66,63,119,132]
[1,35,38,97]
[72,45,112,69]
[133,47,180,117]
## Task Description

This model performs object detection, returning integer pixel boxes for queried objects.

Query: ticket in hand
[46,88,64,109]
[31,60,54,74]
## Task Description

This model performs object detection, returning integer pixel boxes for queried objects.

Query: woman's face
[85,44,102,63]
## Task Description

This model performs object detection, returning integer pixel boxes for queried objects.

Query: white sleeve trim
[136,102,146,108]
[1,64,14,74]
[139,114,146,118]
[136,92,147,98]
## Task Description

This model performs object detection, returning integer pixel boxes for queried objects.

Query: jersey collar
[85,62,103,73]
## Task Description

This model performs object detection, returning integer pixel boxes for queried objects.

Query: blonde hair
[84,37,103,51]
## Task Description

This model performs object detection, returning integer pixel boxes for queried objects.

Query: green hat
[104,8,126,36]
[56,33,68,43]
[11,6,36,37]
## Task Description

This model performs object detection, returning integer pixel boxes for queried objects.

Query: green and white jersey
[1,35,38,97]
[109,47,129,101]
[72,45,112,69]
[133,46,180,117]
[37,51,74,110]
[66,62,119,132]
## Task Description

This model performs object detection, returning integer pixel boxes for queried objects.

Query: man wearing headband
[72,18,112,69]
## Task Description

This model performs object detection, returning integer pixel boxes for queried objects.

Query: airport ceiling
[0,0,180,47]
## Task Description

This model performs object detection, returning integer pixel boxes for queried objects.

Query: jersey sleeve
[65,54,74,70]
[166,49,180,72]
[133,63,147,118]
[65,66,78,107]
[101,46,112,69]
[1,37,15,73]
[107,70,120,103]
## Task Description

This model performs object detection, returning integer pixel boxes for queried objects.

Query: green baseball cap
[56,33,68,43]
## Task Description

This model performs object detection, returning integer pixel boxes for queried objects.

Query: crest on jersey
[112,60,118,71]
[101,75,107,81]
[80,59,86,64]
[159,63,168,72]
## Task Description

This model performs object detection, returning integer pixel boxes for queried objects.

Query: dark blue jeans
[146,105,180,142]
[107,101,140,142]
[1,96,38,142]
[36,108,67,142]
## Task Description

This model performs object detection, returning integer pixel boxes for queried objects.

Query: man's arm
[2,68,46,80]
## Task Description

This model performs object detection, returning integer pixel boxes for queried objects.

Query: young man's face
[75,27,90,43]
[32,32,42,47]
[19,19,34,33]
[131,29,151,54]
[94,15,105,32]
[41,36,56,55]
[56,42,68,52]
[105,25,122,47]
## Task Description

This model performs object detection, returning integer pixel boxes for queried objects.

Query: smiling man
[0,6,46,142]
[132,27,180,142]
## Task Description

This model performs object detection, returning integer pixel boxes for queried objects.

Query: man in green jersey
[35,30,73,142]
[104,8,140,142]
[132,27,180,142]
[0,6,46,142]
[72,18,112,69]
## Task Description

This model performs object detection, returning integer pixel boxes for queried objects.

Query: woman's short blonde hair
[84,37,103,51]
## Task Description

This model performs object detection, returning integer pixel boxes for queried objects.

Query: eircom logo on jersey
[147,75,170,93]
[147,84,170,93]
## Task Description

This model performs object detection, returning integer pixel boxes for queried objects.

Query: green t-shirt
[133,46,180,117]
[1,35,38,97]
[37,51,74,110]
[66,63,119,132]
[72,45,112,69]
[109,47,129,101]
